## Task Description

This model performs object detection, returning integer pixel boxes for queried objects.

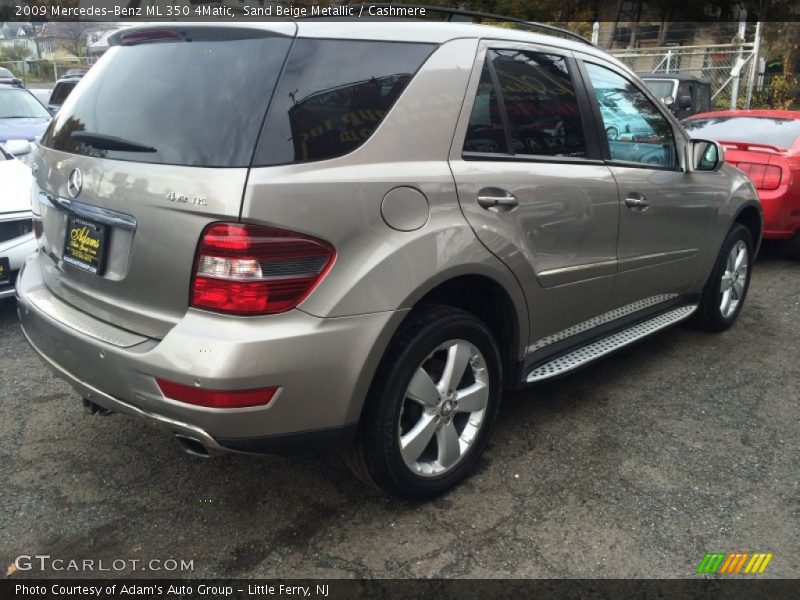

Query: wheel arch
[732,202,764,256]
[346,266,528,424]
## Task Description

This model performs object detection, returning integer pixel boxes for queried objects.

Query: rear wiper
[71,132,157,153]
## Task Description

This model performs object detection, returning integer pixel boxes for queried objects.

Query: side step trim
[526,304,698,383]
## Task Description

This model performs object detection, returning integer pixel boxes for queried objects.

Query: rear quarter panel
[242,38,529,358]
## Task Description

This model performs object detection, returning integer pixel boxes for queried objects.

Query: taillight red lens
[736,162,783,191]
[761,165,782,190]
[190,223,335,315]
[156,378,278,409]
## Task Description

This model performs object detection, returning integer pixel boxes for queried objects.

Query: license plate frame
[63,216,109,276]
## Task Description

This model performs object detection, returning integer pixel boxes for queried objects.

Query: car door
[449,41,620,348]
[577,57,716,309]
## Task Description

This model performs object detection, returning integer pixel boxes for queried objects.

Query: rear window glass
[683,116,800,149]
[254,39,436,166]
[642,79,676,99]
[41,32,292,167]
[49,81,76,106]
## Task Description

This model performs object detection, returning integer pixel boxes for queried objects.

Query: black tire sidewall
[701,224,754,329]
[361,307,502,500]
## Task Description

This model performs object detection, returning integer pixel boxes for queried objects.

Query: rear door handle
[477,188,518,211]
[624,194,649,210]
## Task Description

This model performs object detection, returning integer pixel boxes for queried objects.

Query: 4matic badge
[166,192,207,207]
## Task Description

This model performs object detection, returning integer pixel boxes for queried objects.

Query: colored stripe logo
[696,552,773,574]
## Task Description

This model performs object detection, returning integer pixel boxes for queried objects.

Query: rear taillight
[156,378,278,409]
[120,29,182,46]
[736,162,783,191]
[190,223,335,315]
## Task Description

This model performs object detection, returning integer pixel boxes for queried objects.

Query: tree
[50,22,96,58]
[0,44,33,63]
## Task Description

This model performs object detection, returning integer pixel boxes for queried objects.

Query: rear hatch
[33,24,295,338]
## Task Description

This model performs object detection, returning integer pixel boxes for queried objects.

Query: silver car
[16,21,761,500]
[1,141,36,301]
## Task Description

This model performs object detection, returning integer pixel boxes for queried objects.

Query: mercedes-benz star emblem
[67,168,83,198]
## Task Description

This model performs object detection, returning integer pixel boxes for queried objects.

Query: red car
[684,110,800,256]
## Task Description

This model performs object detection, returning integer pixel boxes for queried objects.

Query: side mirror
[663,96,674,106]
[3,139,32,157]
[678,95,692,109]
[690,139,724,172]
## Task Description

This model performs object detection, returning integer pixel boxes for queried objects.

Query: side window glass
[462,50,587,158]
[255,40,436,165]
[492,50,587,157]
[585,62,677,167]
[463,61,507,154]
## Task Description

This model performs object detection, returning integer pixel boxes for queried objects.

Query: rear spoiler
[719,140,788,154]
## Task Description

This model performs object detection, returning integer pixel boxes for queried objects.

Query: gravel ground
[1,251,798,579]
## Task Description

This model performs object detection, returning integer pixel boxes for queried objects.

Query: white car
[0,140,36,300]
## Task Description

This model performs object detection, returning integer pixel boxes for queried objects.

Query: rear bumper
[16,252,403,453]
[760,191,800,239]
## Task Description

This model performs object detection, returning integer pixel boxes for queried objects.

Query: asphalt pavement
[1,251,797,579]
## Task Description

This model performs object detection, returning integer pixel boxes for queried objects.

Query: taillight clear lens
[190,223,335,315]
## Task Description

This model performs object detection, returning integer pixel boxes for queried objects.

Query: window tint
[49,81,76,106]
[683,116,800,149]
[41,33,292,167]
[463,61,507,154]
[468,50,586,157]
[585,63,676,167]
[255,40,435,166]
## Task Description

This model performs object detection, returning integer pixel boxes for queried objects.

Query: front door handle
[477,188,518,211]
[624,194,650,210]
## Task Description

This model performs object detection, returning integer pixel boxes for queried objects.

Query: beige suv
[16,20,761,499]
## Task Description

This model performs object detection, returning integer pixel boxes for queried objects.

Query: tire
[694,224,754,331]
[348,304,502,501]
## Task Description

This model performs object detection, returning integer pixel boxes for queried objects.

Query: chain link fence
[0,57,97,87]
[609,43,759,110]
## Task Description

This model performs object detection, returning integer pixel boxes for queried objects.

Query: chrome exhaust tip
[174,433,212,458]
[82,397,113,416]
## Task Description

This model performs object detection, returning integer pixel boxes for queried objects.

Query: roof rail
[343,3,593,45]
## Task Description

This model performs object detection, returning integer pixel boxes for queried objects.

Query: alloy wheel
[398,339,489,477]
[720,239,748,318]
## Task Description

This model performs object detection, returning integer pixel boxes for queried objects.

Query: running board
[525,304,698,383]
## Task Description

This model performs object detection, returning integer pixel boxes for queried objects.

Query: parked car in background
[16,21,761,500]
[0,67,22,87]
[0,83,52,145]
[47,75,82,114]
[0,140,36,301]
[641,74,711,120]
[29,88,52,109]
[63,67,90,78]
[684,110,800,257]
